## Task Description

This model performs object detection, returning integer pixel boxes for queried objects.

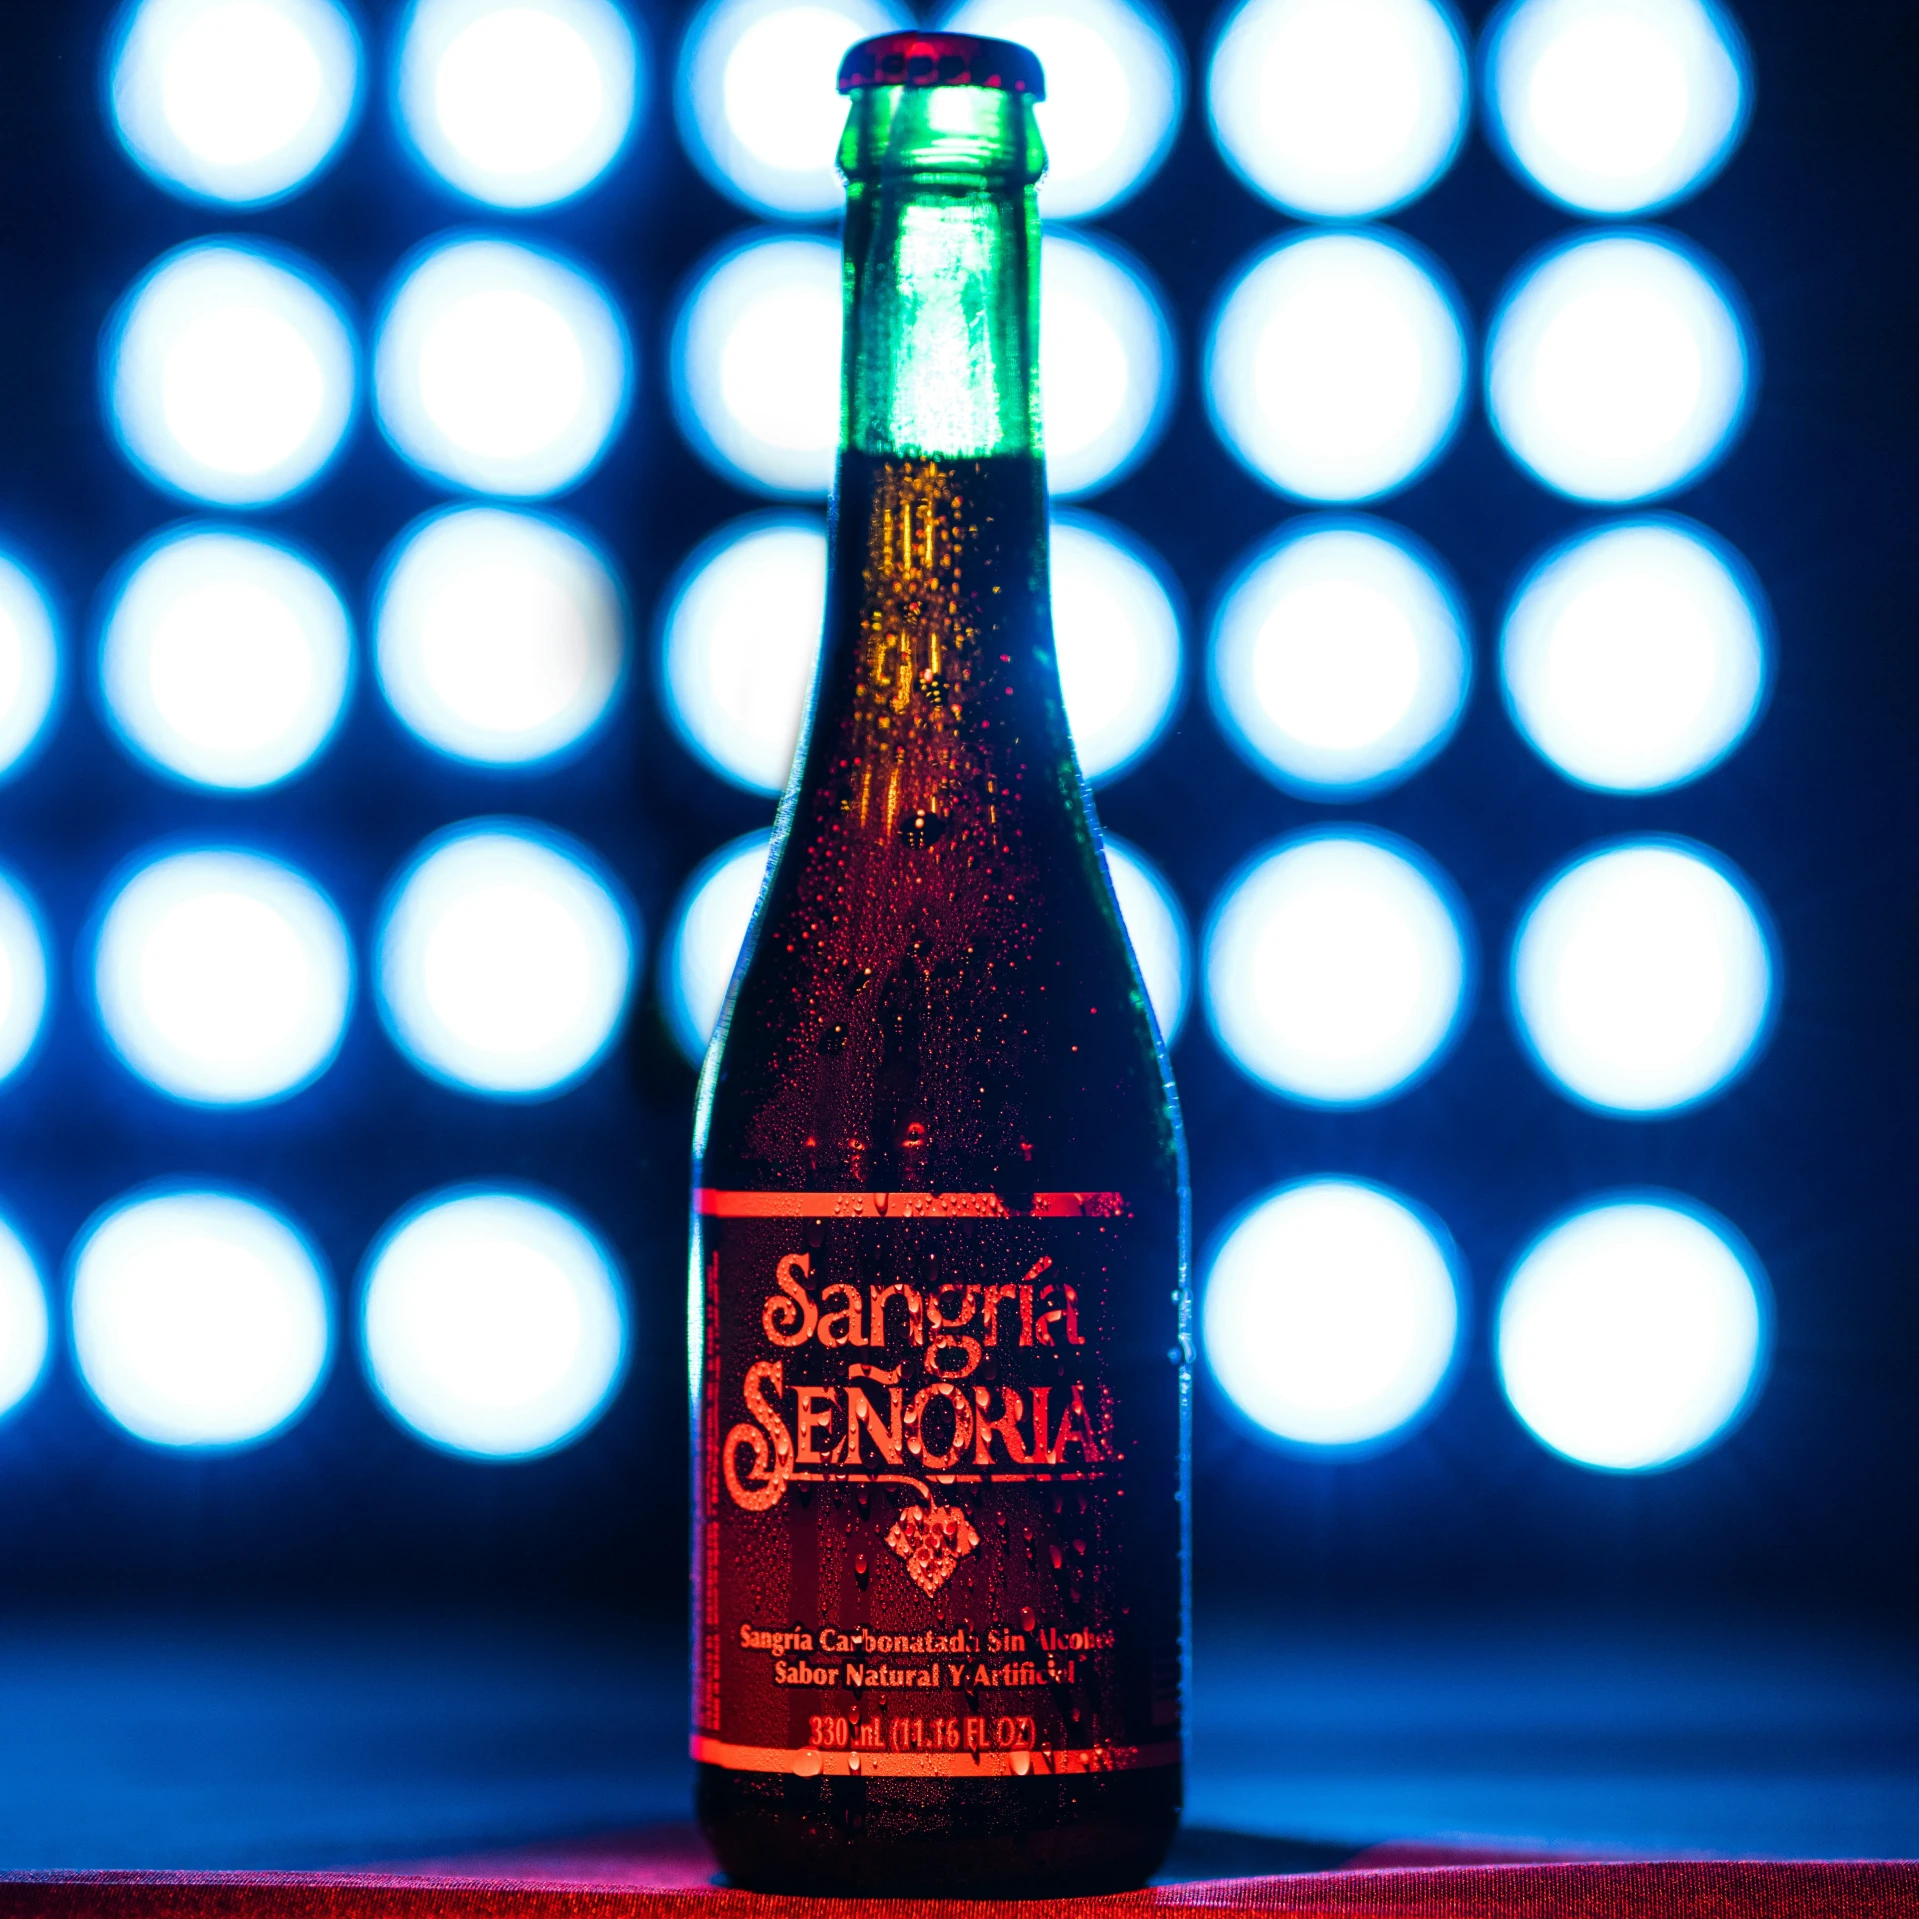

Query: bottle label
[692,1189,1182,1778]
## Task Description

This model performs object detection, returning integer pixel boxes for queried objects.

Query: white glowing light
[1042,232,1174,498]
[1488,232,1749,502]
[1502,518,1766,792]
[1211,517,1468,797]
[672,233,841,497]
[1204,1177,1460,1449]
[375,507,626,767]
[1104,835,1189,1044]
[1207,231,1466,502]
[375,237,631,497]
[106,241,356,506]
[673,230,1171,500]
[661,507,1177,796]
[0,873,49,1087]
[942,0,1184,217]
[397,0,640,207]
[108,0,362,206]
[0,1218,48,1421]
[663,830,771,1063]
[1486,0,1749,215]
[677,0,906,216]
[662,516,824,794]
[0,557,60,781]
[1205,831,1468,1106]
[1208,0,1466,218]
[1053,512,1182,781]
[1498,1195,1767,1470]
[101,527,351,790]
[378,824,635,1097]
[93,851,352,1105]
[1512,838,1772,1114]
[661,828,1187,1059]
[362,1188,627,1458]
[71,1189,331,1448]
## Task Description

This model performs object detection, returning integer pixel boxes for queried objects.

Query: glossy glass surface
[692,67,1185,1893]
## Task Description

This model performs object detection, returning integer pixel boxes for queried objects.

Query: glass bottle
[689,30,1188,1894]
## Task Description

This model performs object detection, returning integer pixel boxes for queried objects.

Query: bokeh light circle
[1204,829,1469,1106]
[1208,0,1467,218]
[661,515,824,794]
[662,830,772,1064]
[397,0,640,207]
[101,526,352,790]
[0,1218,48,1423]
[0,874,50,1088]
[0,556,61,782]
[361,1187,628,1458]
[1207,230,1466,502]
[105,240,356,506]
[1497,1194,1767,1470]
[1203,1177,1462,1450]
[677,0,907,217]
[659,509,1179,794]
[672,232,841,497]
[93,850,352,1106]
[661,828,1189,1062]
[1104,834,1190,1044]
[377,822,637,1098]
[1053,512,1182,783]
[1485,0,1750,215]
[1511,837,1774,1114]
[108,0,363,207]
[375,506,627,768]
[942,0,1184,217]
[1210,517,1469,797]
[1042,232,1175,498]
[71,1187,331,1449]
[1487,230,1750,502]
[375,235,632,497]
[1501,517,1766,792]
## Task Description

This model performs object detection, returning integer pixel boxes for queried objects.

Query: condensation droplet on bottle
[848,1752,861,1773]
[1009,1748,1031,1776]
[794,1748,823,1778]
[1019,1605,1036,1633]
[1049,1542,1064,1570]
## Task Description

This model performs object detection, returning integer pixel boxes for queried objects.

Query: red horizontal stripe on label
[691,1734,1179,1778]
[695,1190,1126,1219]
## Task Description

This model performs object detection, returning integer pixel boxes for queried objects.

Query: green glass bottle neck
[837,84,1046,462]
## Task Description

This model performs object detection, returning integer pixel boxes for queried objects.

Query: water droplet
[1049,1543,1064,1571]
[1072,1538,1086,1557]
[1019,1606,1036,1633]
[1009,1748,1031,1776]
[794,1748,823,1778]
[848,1752,861,1773]
[854,1553,867,1576]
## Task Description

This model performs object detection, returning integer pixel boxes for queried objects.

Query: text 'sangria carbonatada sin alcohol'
[689,29,1189,1895]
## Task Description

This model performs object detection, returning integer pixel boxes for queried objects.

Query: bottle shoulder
[697,449,1181,1199]
[698,803,1181,1197]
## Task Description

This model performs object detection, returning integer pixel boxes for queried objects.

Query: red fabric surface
[0,1863,1915,1918]
[1,1828,1914,1919]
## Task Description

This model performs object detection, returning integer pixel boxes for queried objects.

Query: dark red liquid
[693,451,1186,1895]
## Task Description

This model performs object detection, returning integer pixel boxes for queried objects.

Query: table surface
[0,1610,1913,1872]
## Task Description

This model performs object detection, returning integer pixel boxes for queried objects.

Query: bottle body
[689,43,1188,1894]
